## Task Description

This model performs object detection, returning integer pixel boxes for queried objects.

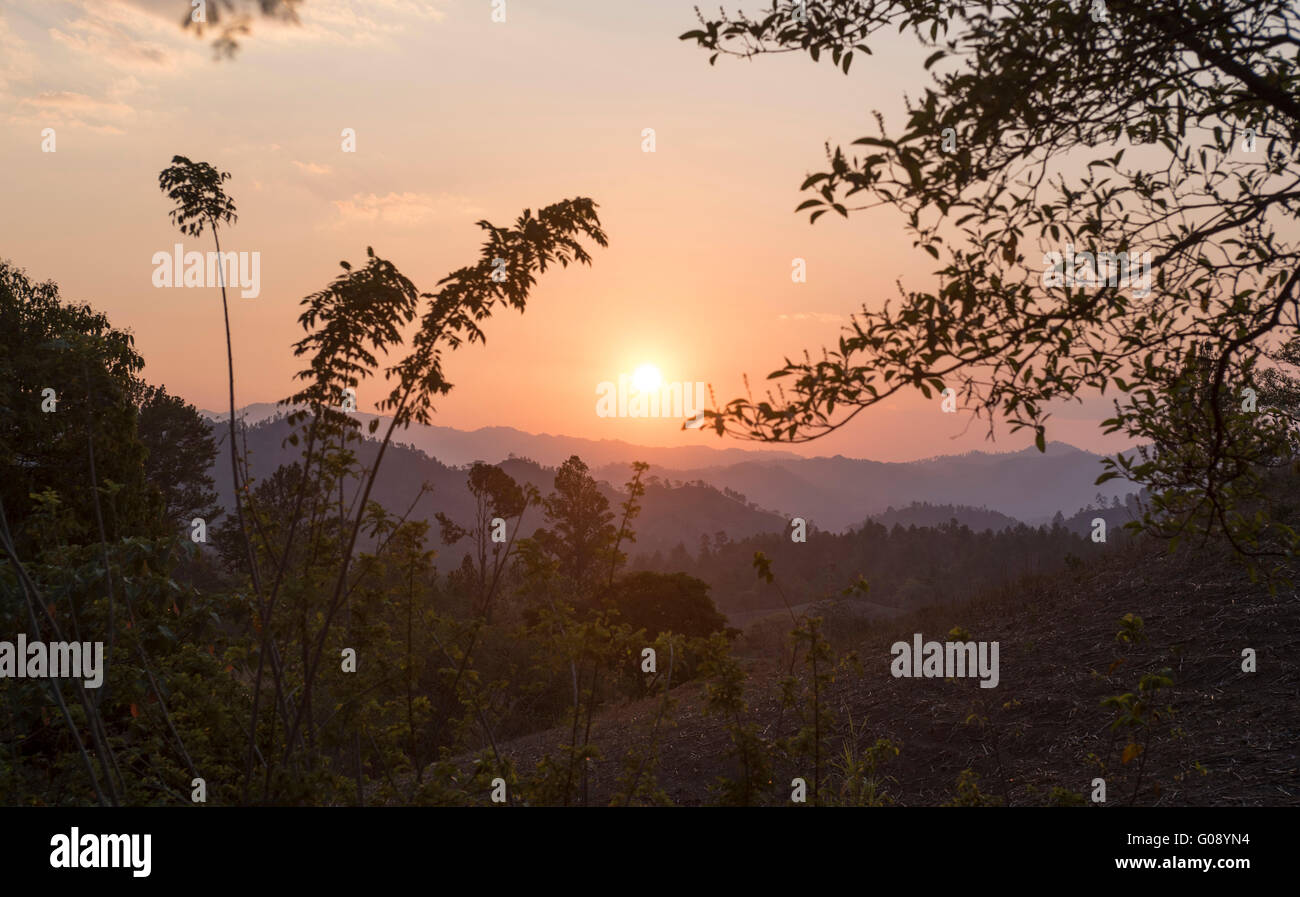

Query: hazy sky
[0,0,1133,462]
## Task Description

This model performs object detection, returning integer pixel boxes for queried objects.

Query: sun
[631,363,663,393]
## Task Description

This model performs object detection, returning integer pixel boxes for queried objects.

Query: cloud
[191,0,448,49]
[329,191,483,228]
[13,89,136,133]
[2,4,188,133]
[777,312,846,323]
[21,90,133,113]
[220,140,282,154]
[46,1,198,71]
[0,14,37,97]
[107,75,142,98]
[292,160,332,175]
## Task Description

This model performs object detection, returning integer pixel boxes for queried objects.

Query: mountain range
[606,441,1134,531]
[198,403,802,470]
[199,406,1137,556]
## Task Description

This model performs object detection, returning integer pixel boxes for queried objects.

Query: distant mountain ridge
[601,444,1135,532]
[204,415,787,562]
[201,404,1138,536]
[867,502,1022,532]
[197,403,803,470]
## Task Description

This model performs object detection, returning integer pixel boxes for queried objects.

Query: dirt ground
[451,540,1298,806]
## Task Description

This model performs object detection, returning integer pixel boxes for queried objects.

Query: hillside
[206,416,787,561]
[204,406,1140,534]
[440,540,1298,806]
[867,502,1022,532]
[208,417,1117,623]
[636,515,1101,620]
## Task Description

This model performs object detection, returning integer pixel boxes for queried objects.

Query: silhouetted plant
[699,630,772,806]
[157,156,263,617]
[683,1,1300,574]
[243,199,607,798]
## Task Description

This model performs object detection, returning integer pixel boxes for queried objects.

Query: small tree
[157,156,257,583]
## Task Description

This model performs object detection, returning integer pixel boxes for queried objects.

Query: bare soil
[462,541,1299,806]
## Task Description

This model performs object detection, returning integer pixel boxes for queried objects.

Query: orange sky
[0,0,1135,462]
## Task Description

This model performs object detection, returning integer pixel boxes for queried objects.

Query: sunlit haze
[1,0,1133,460]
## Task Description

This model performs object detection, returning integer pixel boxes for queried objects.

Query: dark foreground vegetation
[6,0,1300,806]
[3,253,1296,806]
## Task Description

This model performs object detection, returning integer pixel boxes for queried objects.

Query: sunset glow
[631,363,663,394]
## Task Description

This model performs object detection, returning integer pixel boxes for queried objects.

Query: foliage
[3,148,610,806]
[0,261,156,553]
[1098,613,1177,805]
[137,384,220,531]
[608,571,730,641]
[699,631,774,806]
[827,715,899,807]
[682,1,1300,572]
[643,514,1101,617]
[944,768,1002,807]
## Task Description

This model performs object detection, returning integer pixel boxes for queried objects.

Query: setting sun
[631,363,663,393]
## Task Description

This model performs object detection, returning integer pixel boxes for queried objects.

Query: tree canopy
[0,261,157,551]
[682,0,1300,565]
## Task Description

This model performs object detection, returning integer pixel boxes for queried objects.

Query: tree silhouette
[137,384,220,530]
[262,199,608,782]
[536,455,617,592]
[682,1,1300,565]
[157,156,262,592]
